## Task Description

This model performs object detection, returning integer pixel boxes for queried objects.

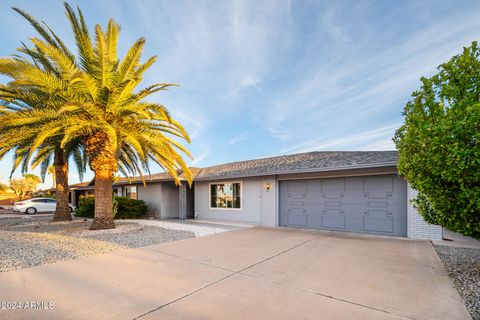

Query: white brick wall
[407,184,443,240]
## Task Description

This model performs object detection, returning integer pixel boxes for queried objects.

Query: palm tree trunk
[52,149,71,222]
[87,132,117,230]
[89,167,115,229]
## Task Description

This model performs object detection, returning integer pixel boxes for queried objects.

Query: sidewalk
[433,230,480,249]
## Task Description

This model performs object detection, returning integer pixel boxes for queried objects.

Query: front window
[124,186,137,200]
[210,182,241,209]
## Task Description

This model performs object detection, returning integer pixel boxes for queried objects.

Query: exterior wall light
[265,182,271,191]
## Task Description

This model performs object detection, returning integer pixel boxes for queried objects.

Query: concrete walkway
[123,218,253,237]
[433,230,480,249]
[0,228,471,320]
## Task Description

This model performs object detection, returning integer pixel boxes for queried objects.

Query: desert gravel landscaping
[435,245,480,320]
[0,220,195,272]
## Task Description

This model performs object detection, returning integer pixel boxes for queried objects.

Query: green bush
[394,41,480,239]
[74,197,95,218]
[74,196,148,219]
[114,197,148,219]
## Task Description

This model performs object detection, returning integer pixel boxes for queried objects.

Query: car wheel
[26,207,37,214]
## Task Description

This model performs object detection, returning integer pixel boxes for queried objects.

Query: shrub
[114,197,148,219]
[394,41,480,239]
[74,197,95,218]
[74,196,148,219]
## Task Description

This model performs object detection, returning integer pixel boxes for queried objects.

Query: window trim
[209,181,242,211]
[124,185,138,200]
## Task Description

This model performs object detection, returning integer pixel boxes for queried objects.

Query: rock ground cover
[0,220,195,272]
[435,245,480,320]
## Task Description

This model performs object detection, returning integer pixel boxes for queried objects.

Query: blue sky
[1,0,480,188]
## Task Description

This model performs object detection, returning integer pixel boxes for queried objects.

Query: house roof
[70,182,92,189]
[48,151,398,190]
[113,167,202,185]
[37,181,93,193]
[194,151,398,181]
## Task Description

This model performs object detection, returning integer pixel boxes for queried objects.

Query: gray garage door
[279,175,407,237]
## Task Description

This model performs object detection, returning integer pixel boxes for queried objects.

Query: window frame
[124,185,138,200]
[209,181,242,211]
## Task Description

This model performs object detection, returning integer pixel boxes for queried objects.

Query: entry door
[279,175,407,237]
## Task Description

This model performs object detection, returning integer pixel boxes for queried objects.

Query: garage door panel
[289,200,305,207]
[386,204,408,214]
[363,176,393,190]
[307,216,322,228]
[304,207,325,216]
[287,181,307,193]
[363,210,394,233]
[325,201,341,207]
[367,201,388,208]
[322,178,345,199]
[342,205,367,218]
[287,208,307,226]
[345,218,365,232]
[322,178,345,192]
[306,179,322,192]
[344,177,364,190]
[280,175,407,237]
[322,209,345,229]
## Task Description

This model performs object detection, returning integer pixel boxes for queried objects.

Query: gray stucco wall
[194,176,276,226]
[160,182,180,219]
[260,177,277,227]
[135,182,180,218]
[137,183,163,218]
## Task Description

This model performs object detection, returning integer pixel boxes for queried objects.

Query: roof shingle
[40,151,398,191]
[194,151,398,181]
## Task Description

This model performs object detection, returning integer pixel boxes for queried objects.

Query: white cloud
[229,131,248,144]
[220,0,293,98]
[282,123,401,154]
[172,109,207,140]
[223,75,263,98]
[191,149,210,166]
[320,5,352,48]
[263,5,480,137]
[266,126,292,141]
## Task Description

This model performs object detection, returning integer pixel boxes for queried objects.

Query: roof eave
[193,162,398,181]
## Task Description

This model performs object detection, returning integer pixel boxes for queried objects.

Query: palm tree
[0,84,86,221]
[0,182,8,193]
[64,4,193,229]
[0,6,87,221]
[0,110,86,221]
[0,3,192,229]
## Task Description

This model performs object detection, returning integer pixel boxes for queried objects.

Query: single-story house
[42,151,443,240]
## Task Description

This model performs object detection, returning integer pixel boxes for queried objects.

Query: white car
[13,198,75,214]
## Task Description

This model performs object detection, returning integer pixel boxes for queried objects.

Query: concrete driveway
[0,227,470,320]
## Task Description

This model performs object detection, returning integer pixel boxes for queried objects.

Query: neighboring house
[111,170,200,219]
[39,151,443,240]
[50,171,199,219]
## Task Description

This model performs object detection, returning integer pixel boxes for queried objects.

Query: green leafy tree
[9,174,41,200]
[394,41,480,238]
[0,3,192,229]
